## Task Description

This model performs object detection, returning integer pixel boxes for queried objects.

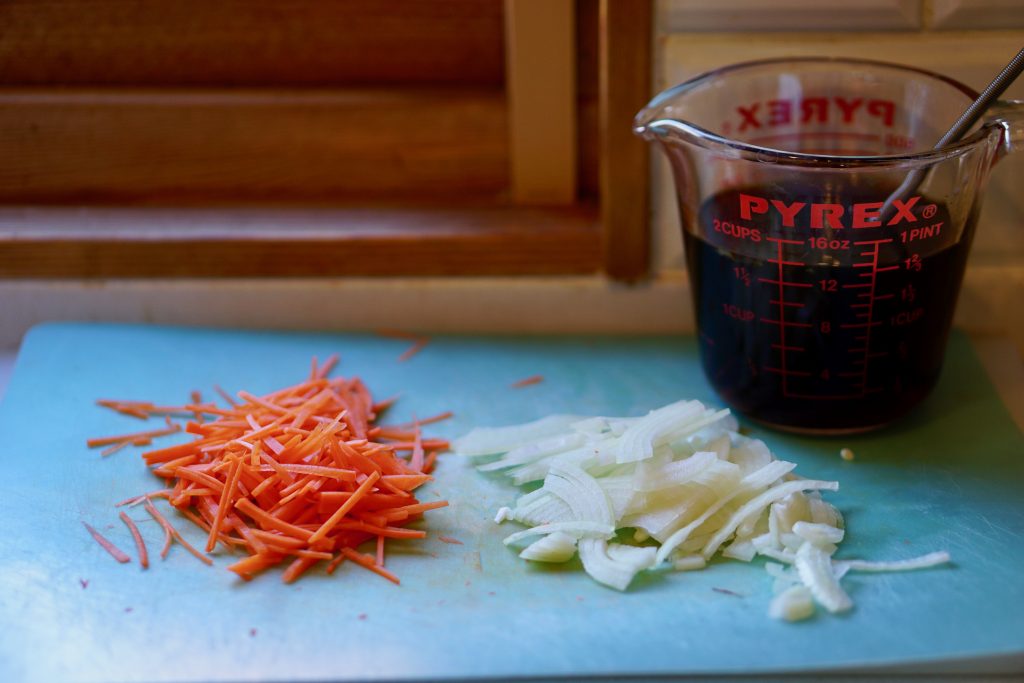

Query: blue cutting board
[0,322,1022,682]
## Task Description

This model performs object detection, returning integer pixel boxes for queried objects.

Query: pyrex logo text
[736,97,896,132]
[739,194,921,228]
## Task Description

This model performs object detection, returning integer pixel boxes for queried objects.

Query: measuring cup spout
[988,99,1024,160]
[633,93,706,149]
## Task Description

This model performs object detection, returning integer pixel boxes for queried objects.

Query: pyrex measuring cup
[636,57,1024,434]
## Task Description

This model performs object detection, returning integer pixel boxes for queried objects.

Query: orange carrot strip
[258,451,295,485]
[333,521,427,539]
[148,507,174,561]
[257,464,356,481]
[317,491,410,513]
[397,337,429,363]
[237,391,291,416]
[384,411,454,431]
[228,514,269,555]
[100,441,131,457]
[326,553,346,574]
[235,498,314,541]
[410,421,425,473]
[250,529,306,550]
[118,512,149,569]
[228,552,285,581]
[172,467,224,493]
[282,556,320,584]
[190,391,205,423]
[339,547,400,585]
[214,384,239,407]
[511,374,544,388]
[371,395,400,414]
[315,354,340,379]
[115,489,172,507]
[307,471,381,545]
[87,423,181,448]
[382,500,449,521]
[422,450,439,474]
[206,456,243,552]
[152,454,199,477]
[295,549,334,561]
[143,437,223,465]
[384,439,450,451]
[274,479,318,509]
[249,475,277,499]
[380,474,432,490]
[83,521,131,563]
[376,535,385,567]
[143,500,213,566]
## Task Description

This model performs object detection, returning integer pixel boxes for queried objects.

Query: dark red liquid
[685,184,976,433]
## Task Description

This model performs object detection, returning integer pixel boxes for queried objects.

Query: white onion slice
[769,585,815,621]
[795,543,853,613]
[835,551,951,574]
[503,521,616,546]
[454,415,585,456]
[519,532,578,562]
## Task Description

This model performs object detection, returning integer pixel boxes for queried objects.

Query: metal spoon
[881,46,1024,218]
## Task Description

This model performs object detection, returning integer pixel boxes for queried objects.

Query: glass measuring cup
[635,57,1024,434]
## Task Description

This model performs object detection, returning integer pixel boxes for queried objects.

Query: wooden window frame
[0,0,651,281]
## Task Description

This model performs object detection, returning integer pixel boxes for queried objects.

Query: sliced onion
[769,585,815,621]
[465,401,951,615]
[795,543,852,613]
[503,521,615,546]
[519,531,578,562]
[454,414,585,457]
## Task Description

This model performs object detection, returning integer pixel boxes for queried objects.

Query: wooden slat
[0,89,507,203]
[577,0,600,200]
[504,0,578,205]
[0,205,601,278]
[0,0,504,87]
[599,0,652,281]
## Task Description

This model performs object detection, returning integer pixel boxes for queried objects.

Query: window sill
[0,203,601,278]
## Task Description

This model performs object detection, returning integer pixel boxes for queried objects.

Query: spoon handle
[882,46,1024,220]
[935,46,1024,149]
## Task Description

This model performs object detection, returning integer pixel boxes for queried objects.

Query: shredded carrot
[396,338,430,363]
[339,547,400,585]
[91,357,448,583]
[144,499,213,566]
[87,423,181,449]
[100,441,131,457]
[119,512,149,569]
[438,536,464,545]
[83,521,131,563]
[115,489,172,507]
[510,374,544,389]
[213,384,239,407]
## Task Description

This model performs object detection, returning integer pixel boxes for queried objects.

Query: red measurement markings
[764,367,812,377]
[759,236,812,397]
[757,278,812,288]
[838,238,893,397]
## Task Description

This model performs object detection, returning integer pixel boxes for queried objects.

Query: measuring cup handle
[989,99,1024,160]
